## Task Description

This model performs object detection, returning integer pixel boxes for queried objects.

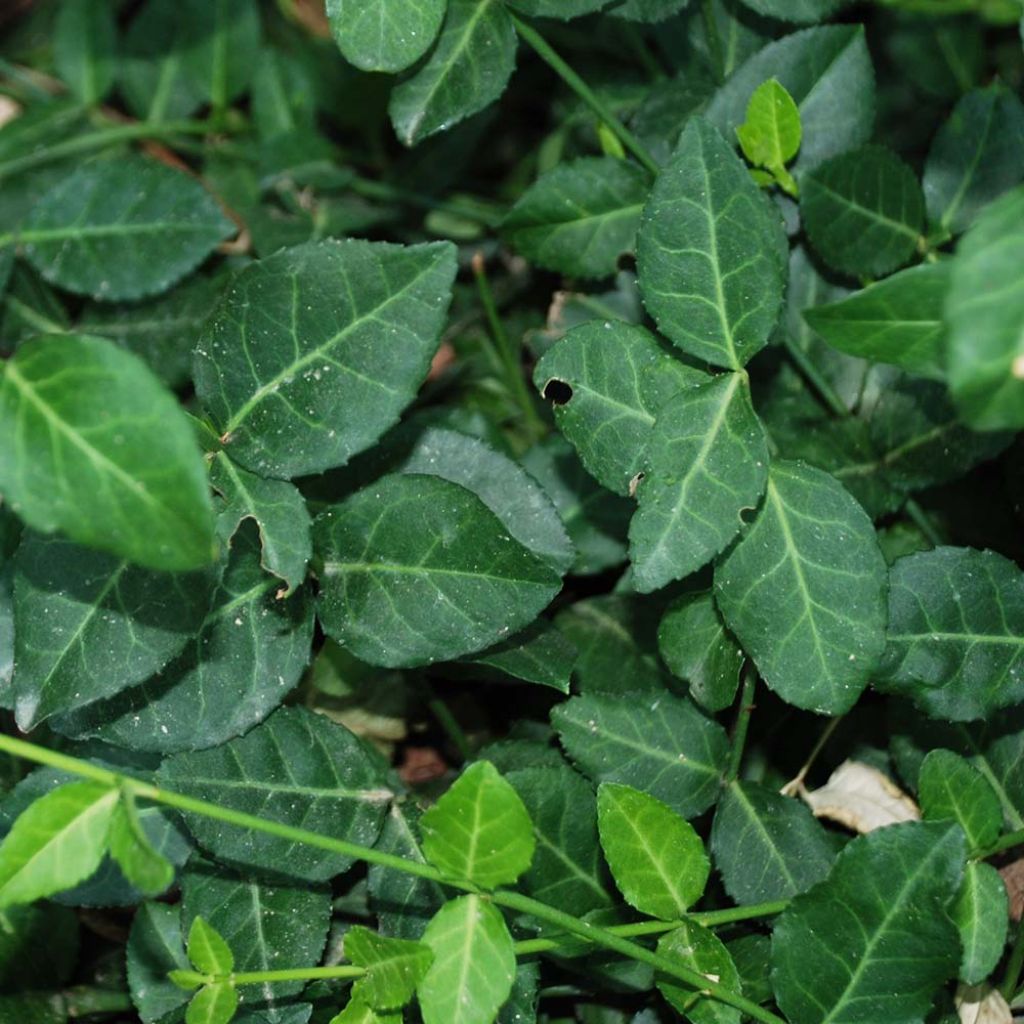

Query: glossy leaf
[0,334,215,571]
[187,916,234,976]
[715,461,888,715]
[345,926,433,1010]
[918,749,1002,853]
[951,862,1008,985]
[327,0,446,73]
[656,922,743,1024]
[637,116,786,369]
[54,0,116,104]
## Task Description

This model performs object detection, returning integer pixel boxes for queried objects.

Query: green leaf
[18,158,233,301]
[534,321,700,495]
[736,79,801,175]
[194,240,457,479]
[345,926,433,1010]
[469,620,576,693]
[389,0,516,146]
[329,1000,395,1024]
[54,0,116,104]
[326,0,446,73]
[629,372,770,593]
[0,781,118,907]
[0,902,78,991]
[733,0,851,22]
[924,84,1024,235]
[710,781,836,905]
[951,862,1008,985]
[421,761,535,887]
[597,783,709,920]
[637,117,786,369]
[0,335,215,571]
[552,691,730,818]
[506,0,610,17]
[315,474,561,668]
[801,146,925,278]
[180,0,261,109]
[127,902,191,1022]
[107,798,175,897]
[502,157,651,280]
[802,263,949,380]
[946,186,1024,431]
[417,895,516,1024]
[656,921,743,1024]
[706,26,874,173]
[187,916,234,976]
[714,460,888,715]
[607,0,689,20]
[658,592,742,713]
[186,983,238,1024]
[158,707,391,881]
[11,533,212,729]
[877,547,1024,722]
[918,749,1002,853]
[771,821,966,1024]
[211,453,311,596]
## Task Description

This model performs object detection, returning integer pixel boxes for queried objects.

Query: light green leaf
[924,83,1024,235]
[877,547,1024,722]
[802,146,925,278]
[946,186,1024,431]
[637,117,786,369]
[951,862,1008,985]
[186,983,238,1024]
[736,79,801,175]
[18,158,233,301]
[0,335,215,571]
[315,474,561,668]
[918,749,1002,853]
[107,798,175,897]
[733,0,851,22]
[597,783,709,920]
[710,781,835,905]
[127,902,191,1023]
[330,999,396,1024]
[629,372,770,593]
[421,761,535,888]
[552,691,730,819]
[771,821,966,1024]
[803,263,949,380]
[656,921,743,1024]
[187,916,234,976]
[327,0,446,73]
[345,926,433,1010]
[502,157,651,279]
[11,533,212,730]
[469,620,576,694]
[54,0,116,104]
[715,461,888,715]
[389,0,516,146]
[534,321,701,496]
[158,707,391,881]
[0,781,118,907]
[417,895,516,1024]
[658,592,742,713]
[194,240,456,479]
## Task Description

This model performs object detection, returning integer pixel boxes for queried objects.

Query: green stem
[174,966,366,989]
[977,826,1024,860]
[727,665,757,782]
[347,176,503,229]
[508,14,660,177]
[64,987,134,1018]
[1002,916,1024,999]
[902,497,943,548]
[422,679,473,763]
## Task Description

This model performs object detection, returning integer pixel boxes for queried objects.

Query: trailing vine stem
[0,731,786,1023]
[727,664,758,782]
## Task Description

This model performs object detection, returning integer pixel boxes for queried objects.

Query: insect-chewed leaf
[158,707,392,881]
[597,783,709,920]
[185,982,238,1024]
[421,761,535,888]
[187,916,234,976]
[771,821,966,1024]
[656,921,743,1024]
[951,862,1008,985]
[345,926,433,1010]
[417,895,516,1024]
[714,460,887,715]
[637,117,786,369]
[0,335,215,571]
[918,748,1002,853]
[194,239,456,479]
[18,158,233,301]
[315,474,562,668]
[736,79,801,171]
[552,690,729,819]
[326,0,446,74]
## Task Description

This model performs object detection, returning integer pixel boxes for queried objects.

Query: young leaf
[597,783,710,920]
[194,239,457,479]
[877,547,1024,722]
[0,335,215,571]
[735,79,801,188]
[187,916,234,976]
[19,158,233,301]
[326,0,447,74]
[107,798,175,897]
[330,999,398,1024]
[502,157,651,279]
[552,690,730,818]
[345,926,433,1010]
[637,116,786,369]
[186,983,238,1024]
[714,460,887,715]
[918,749,1003,853]
[421,761,535,888]
[801,146,925,278]
[389,0,517,147]
[656,921,743,1024]
[417,895,516,1024]
[629,372,770,592]
[951,862,1008,985]
[54,0,116,104]
[534,321,700,495]
[315,474,561,668]
[771,821,966,1024]
[0,781,118,907]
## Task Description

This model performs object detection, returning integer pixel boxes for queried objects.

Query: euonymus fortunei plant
[0,1,1023,1023]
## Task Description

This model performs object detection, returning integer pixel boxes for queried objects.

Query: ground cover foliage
[1,0,1024,1022]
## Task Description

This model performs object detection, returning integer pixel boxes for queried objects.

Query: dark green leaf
[656,921,742,1024]
[326,0,446,73]
[180,0,261,108]
[128,900,190,1022]
[0,902,78,991]
[54,0,116,104]
[918,749,1002,853]
[733,0,851,23]
[951,862,1007,985]
[468,620,576,693]
[506,0,610,16]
